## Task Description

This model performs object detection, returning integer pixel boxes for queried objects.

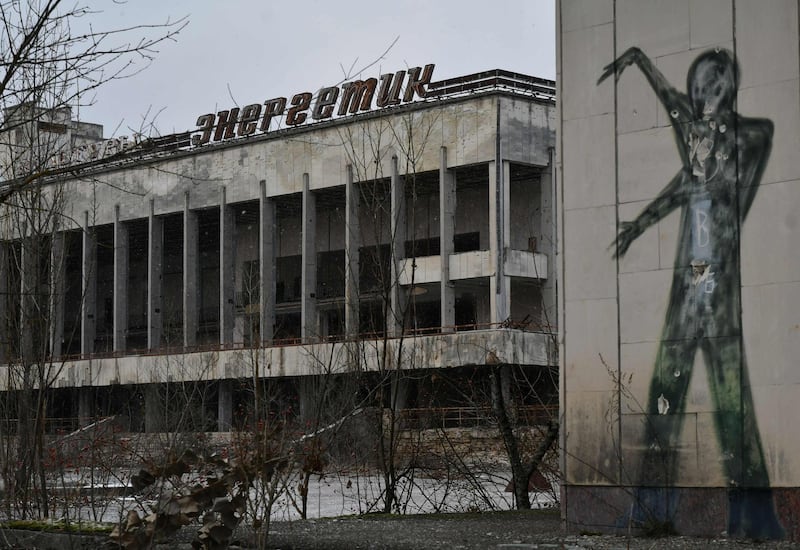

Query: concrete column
[345,166,360,338]
[489,160,511,324]
[78,387,93,423]
[297,375,319,422]
[259,181,276,345]
[144,384,164,433]
[220,187,235,346]
[183,192,199,348]
[113,206,129,352]
[389,156,406,336]
[390,375,410,413]
[0,244,8,364]
[81,211,96,356]
[502,161,511,248]
[539,154,557,330]
[218,379,233,432]
[439,146,456,331]
[19,236,34,361]
[301,174,318,341]
[500,364,518,423]
[49,232,65,359]
[147,200,163,350]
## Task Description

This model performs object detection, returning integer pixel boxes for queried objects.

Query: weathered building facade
[558,0,800,540]
[0,69,557,435]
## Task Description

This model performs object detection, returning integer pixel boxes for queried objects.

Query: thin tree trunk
[489,365,530,509]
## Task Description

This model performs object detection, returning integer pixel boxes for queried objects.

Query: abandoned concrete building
[0,68,557,434]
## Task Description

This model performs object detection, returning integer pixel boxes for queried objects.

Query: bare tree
[0,0,186,201]
[0,0,185,521]
[331,108,440,514]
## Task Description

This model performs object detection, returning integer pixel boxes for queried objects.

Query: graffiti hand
[597,47,643,85]
[612,221,639,258]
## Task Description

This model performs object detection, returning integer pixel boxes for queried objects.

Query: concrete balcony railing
[396,249,548,285]
[15,328,556,389]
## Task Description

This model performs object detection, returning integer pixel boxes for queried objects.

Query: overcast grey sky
[79,0,555,137]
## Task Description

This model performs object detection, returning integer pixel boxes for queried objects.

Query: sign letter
[286,93,313,126]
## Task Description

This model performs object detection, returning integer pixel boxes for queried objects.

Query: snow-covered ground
[50,469,557,524]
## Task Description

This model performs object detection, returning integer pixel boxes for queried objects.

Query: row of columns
[14,149,513,359]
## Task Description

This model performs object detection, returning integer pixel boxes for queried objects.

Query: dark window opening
[404,237,440,258]
[276,256,301,303]
[274,312,301,341]
[317,250,345,299]
[453,232,480,253]
[359,244,391,293]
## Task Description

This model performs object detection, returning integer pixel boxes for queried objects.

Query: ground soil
[259,510,797,549]
[3,510,795,549]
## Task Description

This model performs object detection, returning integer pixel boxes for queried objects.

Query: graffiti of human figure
[598,47,783,539]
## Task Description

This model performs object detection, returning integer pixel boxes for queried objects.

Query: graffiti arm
[613,169,691,258]
[598,47,692,124]
[737,117,774,220]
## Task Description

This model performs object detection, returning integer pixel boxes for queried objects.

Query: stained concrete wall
[58,96,503,228]
[558,0,800,539]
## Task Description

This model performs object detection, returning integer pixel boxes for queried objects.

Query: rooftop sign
[191,64,435,146]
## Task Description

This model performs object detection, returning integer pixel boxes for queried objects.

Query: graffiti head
[687,49,739,118]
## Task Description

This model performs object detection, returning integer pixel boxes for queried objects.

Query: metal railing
[427,69,556,101]
[398,404,557,430]
[49,320,556,363]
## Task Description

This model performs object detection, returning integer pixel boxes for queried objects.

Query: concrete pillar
[301,174,318,341]
[539,153,557,330]
[439,147,456,331]
[81,211,96,356]
[49,232,65,359]
[345,165,360,338]
[389,156,406,336]
[147,200,163,350]
[19,236,35,361]
[113,206,129,352]
[78,387,93,423]
[0,244,8,364]
[259,181,276,345]
[500,364,518,423]
[184,192,199,348]
[390,375,411,413]
[144,384,164,433]
[220,187,235,346]
[218,379,233,431]
[489,160,511,324]
[297,375,318,423]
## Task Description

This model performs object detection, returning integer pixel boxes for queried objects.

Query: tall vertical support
[77,387,93,423]
[113,205,129,352]
[81,211,96,356]
[489,158,512,324]
[19,236,34,361]
[218,379,233,432]
[439,146,456,331]
[297,376,319,422]
[49,231,65,359]
[344,165,360,338]
[389,156,406,336]
[259,180,276,345]
[147,199,163,350]
[539,155,556,329]
[219,187,235,346]
[301,174,317,341]
[0,244,9,364]
[144,384,164,433]
[183,192,199,348]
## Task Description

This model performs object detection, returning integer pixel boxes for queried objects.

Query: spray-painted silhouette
[598,47,783,539]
